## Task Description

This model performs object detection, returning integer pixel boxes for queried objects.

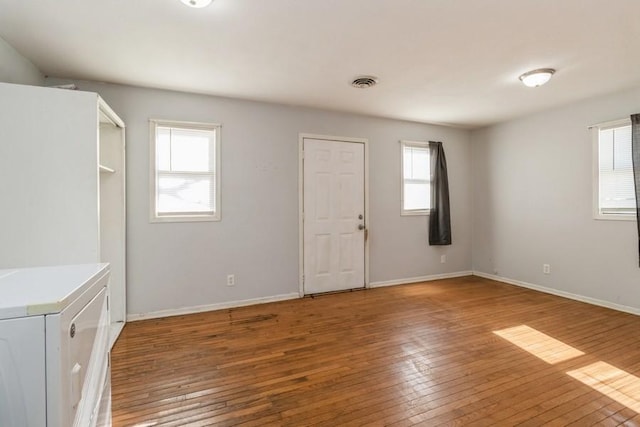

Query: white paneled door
[303,138,365,294]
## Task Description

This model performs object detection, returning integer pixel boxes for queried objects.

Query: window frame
[592,118,635,221]
[400,140,431,216]
[149,119,221,223]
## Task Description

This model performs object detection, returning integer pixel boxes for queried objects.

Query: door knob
[358,224,365,230]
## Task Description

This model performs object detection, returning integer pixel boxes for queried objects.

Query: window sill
[593,214,636,222]
[150,214,220,223]
[401,210,431,217]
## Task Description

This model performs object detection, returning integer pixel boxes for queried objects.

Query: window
[150,120,221,222]
[401,140,431,215]
[593,119,635,220]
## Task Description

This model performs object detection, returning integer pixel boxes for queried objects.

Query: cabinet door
[0,316,46,427]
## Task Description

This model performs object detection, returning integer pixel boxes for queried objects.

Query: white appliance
[0,82,127,348]
[0,264,112,427]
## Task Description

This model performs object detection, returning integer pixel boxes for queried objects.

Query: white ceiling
[1,0,639,128]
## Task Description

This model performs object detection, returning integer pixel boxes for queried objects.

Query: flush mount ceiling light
[180,0,213,8]
[351,76,379,89]
[519,68,556,88]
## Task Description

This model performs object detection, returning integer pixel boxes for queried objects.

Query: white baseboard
[127,272,475,321]
[369,271,473,288]
[127,292,301,322]
[473,271,640,316]
[134,270,636,322]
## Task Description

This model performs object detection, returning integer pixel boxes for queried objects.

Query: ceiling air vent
[351,76,378,89]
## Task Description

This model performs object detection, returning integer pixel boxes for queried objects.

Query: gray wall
[48,78,472,316]
[471,87,640,310]
[0,36,43,86]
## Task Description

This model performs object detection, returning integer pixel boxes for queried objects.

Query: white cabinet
[0,264,111,427]
[0,82,126,346]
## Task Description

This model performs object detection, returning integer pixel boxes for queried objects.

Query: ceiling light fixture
[180,0,213,8]
[519,68,555,88]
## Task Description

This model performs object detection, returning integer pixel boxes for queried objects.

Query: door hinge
[106,295,109,311]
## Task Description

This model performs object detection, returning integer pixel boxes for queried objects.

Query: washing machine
[0,263,111,427]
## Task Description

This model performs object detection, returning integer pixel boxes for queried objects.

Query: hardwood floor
[111,276,640,426]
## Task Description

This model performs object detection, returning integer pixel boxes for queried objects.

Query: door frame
[298,133,370,296]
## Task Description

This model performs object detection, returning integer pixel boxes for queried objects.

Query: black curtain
[632,114,640,267]
[428,141,451,245]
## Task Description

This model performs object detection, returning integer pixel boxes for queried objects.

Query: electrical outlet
[227,274,235,286]
[440,254,446,264]
[543,264,551,275]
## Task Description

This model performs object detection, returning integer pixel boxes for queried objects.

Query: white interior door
[303,138,365,294]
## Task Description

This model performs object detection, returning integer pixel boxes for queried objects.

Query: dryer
[0,264,111,427]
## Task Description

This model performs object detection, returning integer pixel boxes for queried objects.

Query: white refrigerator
[0,264,112,427]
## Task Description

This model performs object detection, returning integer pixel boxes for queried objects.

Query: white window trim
[591,117,635,221]
[149,119,221,223]
[400,140,431,216]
